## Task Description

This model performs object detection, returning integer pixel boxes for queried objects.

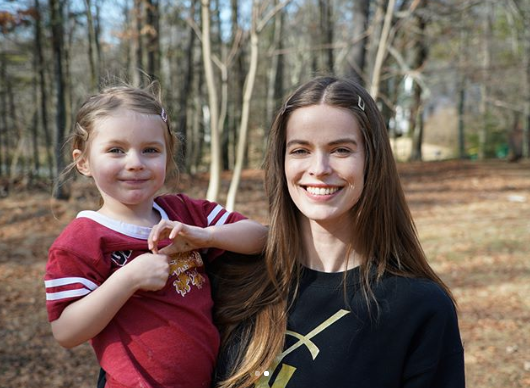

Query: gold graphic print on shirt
[254,309,350,388]
[168,251,205,296]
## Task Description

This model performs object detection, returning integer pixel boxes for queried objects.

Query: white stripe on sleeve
[207,204,224,226]
[45,277,98,291]
[44,277,99,301]
[215,212,230,226]
[46,288,91,301]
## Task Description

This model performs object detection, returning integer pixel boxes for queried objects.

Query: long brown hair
[213,76,455,388]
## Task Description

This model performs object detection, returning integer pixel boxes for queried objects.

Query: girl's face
[284,104,365,228]
[74,109,168,214]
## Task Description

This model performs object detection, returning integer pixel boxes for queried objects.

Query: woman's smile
[284,104,365,225]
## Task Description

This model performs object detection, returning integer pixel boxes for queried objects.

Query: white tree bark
[201,0,222,201]
[225,0,292,211]
[369,0,395,100]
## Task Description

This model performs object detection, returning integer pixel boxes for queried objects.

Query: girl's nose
[308,152,332,176]
[125,151,145,170]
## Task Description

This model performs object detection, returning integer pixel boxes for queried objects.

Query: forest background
[0,0,529,387]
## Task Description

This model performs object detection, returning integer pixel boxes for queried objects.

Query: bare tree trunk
[146,0,160,80]
[84,0,98,91]
[0,59,6,177]
[366,0,385,88]
[369,0,395,100]
[31,54,41,178]
[478,0,492,160]
[458,26,468,159]
[63,0,73,148]
[409,1,427,162]
[227,0,243,171]
[318,0,333,72]
[265,0,284,138]
[189,66,205,175]
[201,0,222,201]
[7,76,20,178]
[35,0,54,179]
[226,0,291,210]
[347,0,370,84]
[178,0,198,170]
[94,0,102,71]
[523,3,530,159]
[50,0,69,199]
[133,0,144,86]
[226,4,259,211]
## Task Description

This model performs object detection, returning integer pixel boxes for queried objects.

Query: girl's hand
[148,220,212,256]
[121,252,171,292]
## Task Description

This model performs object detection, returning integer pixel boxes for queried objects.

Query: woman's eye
[290,148,309,155]
[334,147,352,155]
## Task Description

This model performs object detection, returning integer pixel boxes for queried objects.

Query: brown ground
[0,160,529,387]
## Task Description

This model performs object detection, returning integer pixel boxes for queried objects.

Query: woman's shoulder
[377,275,457,317]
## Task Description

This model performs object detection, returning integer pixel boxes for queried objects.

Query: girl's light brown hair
[212,76,455,388]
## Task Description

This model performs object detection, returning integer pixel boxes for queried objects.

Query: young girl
[212,76,465,388]
[44,84,267,388]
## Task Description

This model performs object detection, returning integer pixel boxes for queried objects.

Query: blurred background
[0,0,529,387]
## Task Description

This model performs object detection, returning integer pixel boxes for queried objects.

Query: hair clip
[161,108,168,123]
[357,96,365,111]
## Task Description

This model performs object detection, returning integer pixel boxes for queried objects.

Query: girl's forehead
[92,109,162,128]
[106,108,161,120]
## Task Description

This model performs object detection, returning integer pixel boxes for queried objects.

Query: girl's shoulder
[49,216,110,265]
[155,193,211,209]
[54,215,106,239]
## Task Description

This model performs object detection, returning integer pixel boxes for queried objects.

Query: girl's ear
[73,149,91,176]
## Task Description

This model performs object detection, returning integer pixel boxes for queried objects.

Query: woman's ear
[73,149,91,176]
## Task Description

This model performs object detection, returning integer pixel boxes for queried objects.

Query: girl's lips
[120,178,149,184]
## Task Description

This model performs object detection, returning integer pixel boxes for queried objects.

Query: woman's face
[284,104,365,228]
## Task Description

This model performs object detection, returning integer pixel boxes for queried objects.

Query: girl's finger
[169,223,183,240]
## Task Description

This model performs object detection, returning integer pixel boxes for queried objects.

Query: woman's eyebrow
[328,138,359,146]
[286,139,310,148]
[286,137,359,148]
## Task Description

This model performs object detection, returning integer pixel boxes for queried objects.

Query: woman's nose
[308,152,332,176]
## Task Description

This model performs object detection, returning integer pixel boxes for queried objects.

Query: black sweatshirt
[252,266,465,388]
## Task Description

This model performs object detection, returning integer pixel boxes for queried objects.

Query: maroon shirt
[45,194,245,388]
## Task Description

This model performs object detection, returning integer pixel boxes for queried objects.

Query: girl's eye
[144,147,160,154]
[108,148,124,154]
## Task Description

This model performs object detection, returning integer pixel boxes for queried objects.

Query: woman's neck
[299,216,360,273]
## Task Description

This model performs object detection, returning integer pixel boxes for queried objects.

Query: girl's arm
[149,219,268,256]
[50,253,170,348]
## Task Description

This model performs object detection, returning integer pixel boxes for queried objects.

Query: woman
[211,76,465,388]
